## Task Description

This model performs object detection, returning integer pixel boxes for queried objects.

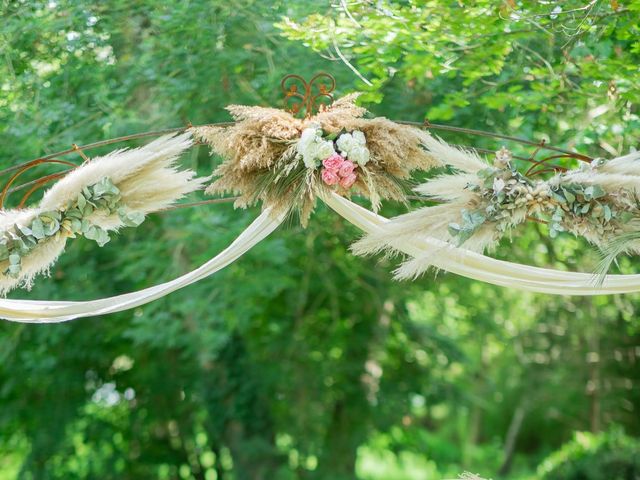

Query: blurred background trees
[0,1,639,479]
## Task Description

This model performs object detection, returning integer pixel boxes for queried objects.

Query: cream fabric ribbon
[0,209,284,323]
[323,193,640,295]
[3,194,640,324]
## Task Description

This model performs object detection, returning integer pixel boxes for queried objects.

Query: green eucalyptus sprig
[449,160,543,246]
[0,177,145,278]
[547,182,622,238]
[447,149,637,250]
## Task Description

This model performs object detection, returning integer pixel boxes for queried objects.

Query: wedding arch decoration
[1,73,640,324]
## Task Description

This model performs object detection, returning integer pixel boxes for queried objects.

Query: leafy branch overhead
[278,1,640,153]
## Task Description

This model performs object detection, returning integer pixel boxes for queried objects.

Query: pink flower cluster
[320,153,357,189]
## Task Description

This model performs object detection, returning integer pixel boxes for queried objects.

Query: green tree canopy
[0,1,639,479]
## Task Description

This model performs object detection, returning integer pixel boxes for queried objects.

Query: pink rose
[322,153,344,171]
[338,160,355,177]
[321,168,340,186]
[339,173,357,189]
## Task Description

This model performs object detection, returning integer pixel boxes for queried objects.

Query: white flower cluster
[336,130,370,166]
[296,126,335,169]
[296,126,371,169]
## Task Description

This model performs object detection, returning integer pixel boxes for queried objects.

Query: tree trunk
[498,401,527,476]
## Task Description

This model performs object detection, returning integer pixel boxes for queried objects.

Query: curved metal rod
[0,159,78,208]
[525,153,577,176]
[1,120,591,178]
[0,119,593,210]
[395,120,593,162]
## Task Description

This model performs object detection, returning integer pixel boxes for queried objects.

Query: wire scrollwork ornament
[281,73,336,118]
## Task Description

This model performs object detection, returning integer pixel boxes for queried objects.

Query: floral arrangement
[4,75,640,321]
[297,126,369,190]
[296,125,367,190]
[191,94,438,225]
[353,135,640,279]
[0,133,204,295]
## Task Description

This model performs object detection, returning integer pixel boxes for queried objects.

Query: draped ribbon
[3,194,640,324]
[0,208,285,323]
[323,193,640,295]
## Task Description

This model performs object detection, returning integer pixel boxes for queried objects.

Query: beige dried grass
[192,94,440,225]
[354,140,640,280]
[0,133,204,295]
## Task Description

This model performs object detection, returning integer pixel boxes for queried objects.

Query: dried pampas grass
[0,133,204,295]
[354,135,640,280]
[352,137,500,277]
[191,94,439,225]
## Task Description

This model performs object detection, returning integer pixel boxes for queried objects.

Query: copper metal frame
[0,75,594,209]
[281,73,336,118]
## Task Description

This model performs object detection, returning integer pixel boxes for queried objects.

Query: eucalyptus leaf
[82,203,94,217]
[118,209,145,227]
[30,218,46,239]
[448,223,462,237]
[563,189,576,203]
[15,224,32,237]
[84,225,110,247]
[7,263,21,277]
[66,208,83,220]
[70,218,83,232]
[77,193,87,211]
[43,219,60,236]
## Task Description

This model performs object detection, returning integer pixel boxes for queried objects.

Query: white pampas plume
[0,132,205,295]
[420,134,487,173]
[599,150,640,175]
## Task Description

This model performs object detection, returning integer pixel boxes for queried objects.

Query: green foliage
[278,0,640,154]
[0,1,639,480]
[538,429,640,480]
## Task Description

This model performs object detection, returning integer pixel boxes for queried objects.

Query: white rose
[349,146,370,166]
[336,130,369,165]
[316,140,335,160]
[297,128,318,154]
[336,133,355,154]
[297,127,336,169]
[302,150,318,168]
[352,130,366,145]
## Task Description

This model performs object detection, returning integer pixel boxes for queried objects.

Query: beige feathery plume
[351,144,491,269]
[599,150,640,175]
[420,134,487,173]
[0,132,204,295]
[192,94,440,224]
[415,173,480,201]
[0,208,67,295]
[351,138,511,278]
[355,135,640,281]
